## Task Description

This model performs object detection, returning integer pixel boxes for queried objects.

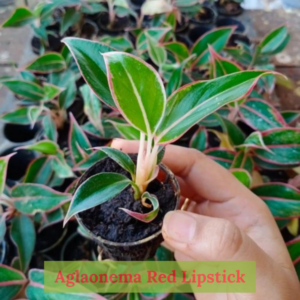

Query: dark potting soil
[79,156,176,243]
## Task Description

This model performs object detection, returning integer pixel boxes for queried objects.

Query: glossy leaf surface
[156,71,268,144]
[104,52,166,135]
[63,38,116,108]
[12,184,71,215]
[64,173,131,225]
[252,183,300,219]
[10,215,35,272]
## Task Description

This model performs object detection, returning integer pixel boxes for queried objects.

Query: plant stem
[108,0,116,28]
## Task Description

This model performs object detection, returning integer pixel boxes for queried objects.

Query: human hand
[111,139,300,300]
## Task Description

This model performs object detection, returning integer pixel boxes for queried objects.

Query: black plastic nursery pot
[130,0,146,8]
[75,156,180,261]
[190,5,217,25]
[0,147,37,181]
[216,17,245,33]
[188,24,214,43]
[215,0,243,16]
[98,13,130,35]
[3,123,41,143]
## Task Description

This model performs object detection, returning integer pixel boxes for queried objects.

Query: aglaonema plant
[62,37,270,233]
[0,152,72,273]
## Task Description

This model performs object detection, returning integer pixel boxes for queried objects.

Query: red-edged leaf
[253,128,300,168]
[239,98,287,131]
[209,46,242,78]
[252,183,300,219]
[191,26,235,67]
[120,192,159,223]
[204,148,236,169]
[0,265,27,300]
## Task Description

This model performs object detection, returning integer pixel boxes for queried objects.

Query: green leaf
[252,183,300,218]
[109,121,140,140]
[10,215,35,272]
[281,111,300,125]
[1,79,44,101]
[204,148,236,169]
[64,173,131,225]
[120,192,159,223]
[69,114,92,164]
[104,52,166,135]
[236,131,270,151]
[23,157,54,185]
[51,151,75,179]
[42,114,57,142]
[74,151,108,171]
[146,32,167,67]
[20,70,39,84]
[26,269,104,300]
[231,169,252,188]
[156,71,269,144]
[191,27,234,67]
[17,140,59,155]
[80,84,103,135]
[97,147,136,180]
[225,46,252,67]
[215,115,245,146]
[12,184,71,215]
[0,107,44,125]
[253,129,300,168]
[257,25,290,56]
[239,99,287,131]
[49,70,76,109]
[1,7,35,27]
[0,265,27,300]
[63,38,116,108]
[164,42,189,62]
[287,237,300,263]
[42,83,63,102]
[82,121,120,139]
[137,28,170,51]
[209,46,242,78]
[25,53,67,74]
[166,65,183,97]
[231,151,254,174]
[60,8,81,35]
[0,153,14,196]
[190,128,207,152]
[100,36,134,52]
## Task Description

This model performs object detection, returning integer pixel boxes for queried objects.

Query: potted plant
[215,0,244,16]
[61,37,270,261]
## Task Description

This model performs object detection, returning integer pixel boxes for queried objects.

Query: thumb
[161,211,296,299]
[162,211,264,262]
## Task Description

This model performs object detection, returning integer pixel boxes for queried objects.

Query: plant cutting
[62,37,270,261]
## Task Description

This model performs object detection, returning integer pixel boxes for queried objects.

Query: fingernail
[163,211,196,243]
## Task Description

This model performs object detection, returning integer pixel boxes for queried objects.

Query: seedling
[63,37,270,227]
